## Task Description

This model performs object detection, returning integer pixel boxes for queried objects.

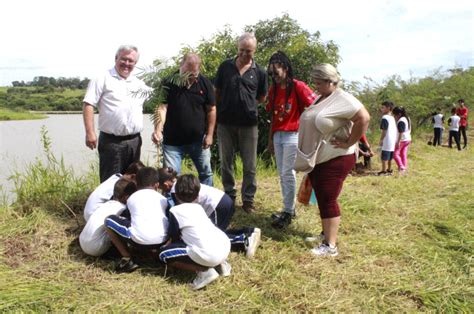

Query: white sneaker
[305,232,325,243]
[191,268,219,290]
[310,243,338,257]
[216,260,232,277]
[246,228,261,258]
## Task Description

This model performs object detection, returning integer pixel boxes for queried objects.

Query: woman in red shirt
[266,51,317,229]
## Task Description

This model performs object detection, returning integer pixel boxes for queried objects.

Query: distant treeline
[11,76,90,89]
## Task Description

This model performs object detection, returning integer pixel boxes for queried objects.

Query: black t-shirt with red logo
[163,75,216,146]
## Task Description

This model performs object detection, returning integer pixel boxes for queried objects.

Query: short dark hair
[113,178,137,200]
[458,99,465,104]
[124,161,145,175]
[174,174,200,203]
[382,101,394,110]
[158,167,178,185]
[136,167,159,189]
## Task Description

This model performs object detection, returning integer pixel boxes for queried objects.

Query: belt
[100,131,140,140]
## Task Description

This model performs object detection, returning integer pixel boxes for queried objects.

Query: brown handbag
[297,174,312,205]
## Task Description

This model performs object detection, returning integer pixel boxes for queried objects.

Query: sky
[1,0,473,86]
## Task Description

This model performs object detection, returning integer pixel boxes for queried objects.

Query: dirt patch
[3,236,38,268]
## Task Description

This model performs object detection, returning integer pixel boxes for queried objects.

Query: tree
[145,14,341,161]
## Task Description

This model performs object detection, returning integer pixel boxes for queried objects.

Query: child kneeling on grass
[158,174,231,290]
[105,167,169,273]
[83,161,144,222]
[79,178,137,257]
[158,167,261,258]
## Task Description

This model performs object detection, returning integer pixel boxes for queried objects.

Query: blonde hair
[311,63,340,86]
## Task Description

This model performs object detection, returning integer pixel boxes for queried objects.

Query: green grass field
[0,128,472,311]
[0,107,47,120]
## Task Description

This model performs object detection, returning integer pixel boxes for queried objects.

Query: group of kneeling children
[79,161,261,290]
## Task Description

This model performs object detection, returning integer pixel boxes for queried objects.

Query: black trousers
[433,128,443,146]
[459,126,467,147]
[448,131,461,151]
[98,132,142,182]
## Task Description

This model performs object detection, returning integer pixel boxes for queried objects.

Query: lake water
[0,114,159,201]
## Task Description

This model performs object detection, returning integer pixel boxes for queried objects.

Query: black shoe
[271,211,296,220]
[242,201,255,213]
[115,257,139,273]
[272,212,292,229]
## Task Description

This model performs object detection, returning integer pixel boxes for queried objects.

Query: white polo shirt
[449,115,460,131]
[170,203,230,267]
[83,173,121,221]
[171,182,225,217]
[127,189,169,245]
[79,200,126,256]
[83,67,151,136]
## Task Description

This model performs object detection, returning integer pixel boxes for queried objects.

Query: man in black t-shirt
[152,53,216,186]
[214,33,268,213]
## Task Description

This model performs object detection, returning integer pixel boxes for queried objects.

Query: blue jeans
[273,131,298,214]
[163,141,213,186]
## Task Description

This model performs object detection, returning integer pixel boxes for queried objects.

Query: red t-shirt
[265,79,317,132]
[456,107,468,127]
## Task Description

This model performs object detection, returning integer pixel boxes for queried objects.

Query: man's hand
[85,131,97,150]
[203,134,213,149]
[151,131,162,145]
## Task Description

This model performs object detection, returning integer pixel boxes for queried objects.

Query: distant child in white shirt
[392,106,412,175]
[448,108,461,151]
[79,178,137,257]
[431,109,444,146]
[378,101,397,175]
[159,174,231,290]
[158,167,261,258]
[83,161,144,221]
[105,167,169,273]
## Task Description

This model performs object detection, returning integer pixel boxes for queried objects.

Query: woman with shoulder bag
[295,64,370,256]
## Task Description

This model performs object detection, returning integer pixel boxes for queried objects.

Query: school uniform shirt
[83,173,121,221]
[127,189,169,245]
[169,203,230,267]
[170,183,224,217]
[448,115,461,131]
[83,67,151,136]
[79,200,126,256]
[380,114,397,151]
[432,113,444,128]
[397,117,412,142]
[265,79,317,133]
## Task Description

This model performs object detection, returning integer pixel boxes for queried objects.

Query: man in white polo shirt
[83,45,150,182]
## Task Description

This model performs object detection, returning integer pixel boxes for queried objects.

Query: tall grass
[0,127,472,311]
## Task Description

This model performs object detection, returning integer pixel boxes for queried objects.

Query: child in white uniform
[158,167,261,258]
[159,174,231,290]
[105,167,169,273]
[83,161,144,221]
[79,178,137,256]
[378,101,397,175]
[448,108,461,151]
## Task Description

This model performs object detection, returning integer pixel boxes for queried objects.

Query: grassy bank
[0,107,47,121]
[0,130,472,311]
